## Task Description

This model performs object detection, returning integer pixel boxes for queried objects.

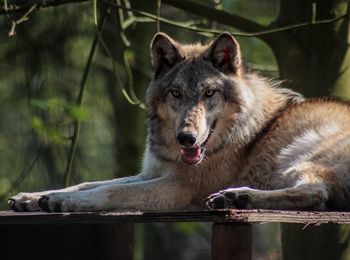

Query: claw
[20,202,29,212]
[8,198,18,211]
[54,202,62,212]
[205,195,226,210]
[206,201,219,210]
[38,196,51,212]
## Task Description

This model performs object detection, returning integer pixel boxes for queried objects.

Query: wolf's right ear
[150,33,183,78]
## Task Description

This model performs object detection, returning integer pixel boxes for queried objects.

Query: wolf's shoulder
[284,96,350,116]
[270,96,350,133]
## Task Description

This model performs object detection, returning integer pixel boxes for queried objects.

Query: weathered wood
[1,209,350,225]
[225,210,350,225]
[212,223,252,260]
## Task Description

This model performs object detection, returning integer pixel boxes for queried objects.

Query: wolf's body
[9,33,350,212]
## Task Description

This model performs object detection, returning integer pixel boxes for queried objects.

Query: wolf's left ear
[150,33,183,78]
[205,32,242,75]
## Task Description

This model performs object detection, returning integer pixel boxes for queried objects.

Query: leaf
[68,106,89,121]
[174,223,200,235]
[30,116,66,144]
[31,116,44,131]
[30,98,65,110]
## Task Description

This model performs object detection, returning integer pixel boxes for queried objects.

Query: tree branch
[162,0,267,34]
[63,2,110,187]
[2,0,267,36]
[0,0,87,14]
[2,0,350,42]
[0,144,44,201]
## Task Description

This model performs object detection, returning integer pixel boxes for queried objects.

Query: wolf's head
[146,32,256,165]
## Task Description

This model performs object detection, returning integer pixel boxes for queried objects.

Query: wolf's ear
[205,32,242,75]
[150,33,183,78]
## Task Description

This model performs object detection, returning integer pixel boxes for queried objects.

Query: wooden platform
[1,209,350,225]
[1,209,350,260]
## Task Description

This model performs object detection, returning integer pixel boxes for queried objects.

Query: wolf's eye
[170,89,181,98]
[204,89,216,98]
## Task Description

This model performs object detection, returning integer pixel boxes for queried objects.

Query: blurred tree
[96,0,146,178]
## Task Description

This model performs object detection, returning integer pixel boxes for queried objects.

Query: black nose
[177,132,197,147]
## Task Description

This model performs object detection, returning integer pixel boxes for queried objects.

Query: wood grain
[1,209,350,225]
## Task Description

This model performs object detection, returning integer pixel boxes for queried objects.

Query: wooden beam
[1,210,350,225]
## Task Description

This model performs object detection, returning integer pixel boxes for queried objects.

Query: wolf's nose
[177,132,197,147]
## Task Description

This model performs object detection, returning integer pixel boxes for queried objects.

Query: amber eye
[205,89,216,98]
[170,89,181,98]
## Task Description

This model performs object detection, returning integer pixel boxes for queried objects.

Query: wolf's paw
[37,192,95,212]
[37,193,77,212]
[206,187,255,209]
[8,192,42,212]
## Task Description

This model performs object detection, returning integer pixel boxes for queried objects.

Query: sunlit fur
[9,33,350,212]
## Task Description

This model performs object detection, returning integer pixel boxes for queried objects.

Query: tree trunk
[270,0,350,98]
[98,2,146,178]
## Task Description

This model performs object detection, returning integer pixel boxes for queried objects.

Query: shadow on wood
[1,210,350,260]
[282,223,350,260]
[0,224,133,260]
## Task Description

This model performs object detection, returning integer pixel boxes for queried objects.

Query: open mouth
[180,121,216,165]
[181,146,204,165]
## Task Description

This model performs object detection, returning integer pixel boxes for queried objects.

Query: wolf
[8,32,350,212]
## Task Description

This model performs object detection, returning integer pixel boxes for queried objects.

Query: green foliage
[68,106,89,121]
[30,116,66,144]
[174,222,201,235]
[29,98,88,144]
[222,0,278,25]
[30,98,89,121]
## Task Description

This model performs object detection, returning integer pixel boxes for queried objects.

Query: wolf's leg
[206,184,328,210]
[8,175,143,211]
[32,176,192,212]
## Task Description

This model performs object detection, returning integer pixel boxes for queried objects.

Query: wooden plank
[0,224,133,260]
[212,223,252,260]
[225,210,350,225]
[1,210,350,225]
[0,210,228,225]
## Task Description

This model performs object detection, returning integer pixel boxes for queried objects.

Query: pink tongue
[181,147,201,163]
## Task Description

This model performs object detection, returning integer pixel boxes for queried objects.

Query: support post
[94,223,134,260]
[212,223,252,260]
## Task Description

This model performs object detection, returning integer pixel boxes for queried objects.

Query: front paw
[38,193,76,212]
[8,192,42,212]
[8,191,88,212]
[206,187,254,209]
[38,195,61,212]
